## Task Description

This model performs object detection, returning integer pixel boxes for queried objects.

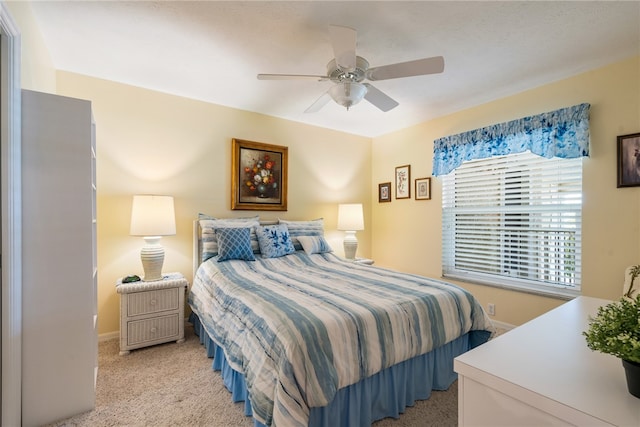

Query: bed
[188,216,494,427]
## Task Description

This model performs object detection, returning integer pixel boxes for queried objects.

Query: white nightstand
[116,272,188,355]
[353,258,374,265]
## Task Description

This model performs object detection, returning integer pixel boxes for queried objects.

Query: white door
[0,3,22,425]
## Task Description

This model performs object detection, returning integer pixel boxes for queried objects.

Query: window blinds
[442,151,582,295]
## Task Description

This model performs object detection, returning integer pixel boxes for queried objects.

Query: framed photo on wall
[395,165,411,199]
[378,182,391,203]
[231,138,288,210]
[617,132,640,188]
[415,177,431,200]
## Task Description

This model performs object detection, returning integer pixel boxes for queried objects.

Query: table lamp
[337,203,364,260]
[130,195,176,281]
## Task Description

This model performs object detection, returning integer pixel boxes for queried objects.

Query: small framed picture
[395,165,411,199]
[617,132,640,188]
[378,182,391,203]
[415,177,431,200]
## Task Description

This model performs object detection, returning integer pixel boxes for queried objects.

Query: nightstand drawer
[126,288,180,317]
[127,314,180,346]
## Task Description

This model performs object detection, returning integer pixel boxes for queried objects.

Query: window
[442,151,582,297]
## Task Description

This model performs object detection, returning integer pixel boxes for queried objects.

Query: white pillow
[297,235,333,255]
[278,218,324,250]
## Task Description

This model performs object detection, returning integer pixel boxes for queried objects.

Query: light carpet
[47,324,459,427]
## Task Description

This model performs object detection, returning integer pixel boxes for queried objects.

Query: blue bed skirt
[190,313,488,427]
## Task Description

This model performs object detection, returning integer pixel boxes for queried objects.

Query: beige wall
[5,0,56,92]
[55,72,372,336]
[372,56,640,326]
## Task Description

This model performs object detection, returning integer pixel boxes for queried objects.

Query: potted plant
[583,294,640,398]
[624,265,640,299]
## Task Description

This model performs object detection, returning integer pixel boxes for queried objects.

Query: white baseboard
[98,331,119,342]
[491,319,516,331]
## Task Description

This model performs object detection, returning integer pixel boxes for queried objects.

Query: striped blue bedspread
[188,251,494,427]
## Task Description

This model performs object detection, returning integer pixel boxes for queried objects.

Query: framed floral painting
[415,177,431,200]
[231,138,288,210]
[395,165,411,199]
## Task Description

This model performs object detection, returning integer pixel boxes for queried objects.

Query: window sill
[443,273,579,301]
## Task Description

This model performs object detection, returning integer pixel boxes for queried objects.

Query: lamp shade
[130,195,176,236]
[337,203,364,231]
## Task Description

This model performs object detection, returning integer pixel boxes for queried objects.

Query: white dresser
[116,273,188,355]
[454,296,639,426]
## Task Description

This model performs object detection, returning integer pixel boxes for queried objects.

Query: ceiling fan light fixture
[258,26,444,113]
[329,82,367,110]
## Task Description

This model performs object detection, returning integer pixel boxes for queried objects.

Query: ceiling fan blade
[329,25,357,71]
[366,56,445,81]
[304,92,332,113]
[363,83,399,112]
[257,73,329,81]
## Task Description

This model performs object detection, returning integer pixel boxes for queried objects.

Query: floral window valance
[432,103,590,176]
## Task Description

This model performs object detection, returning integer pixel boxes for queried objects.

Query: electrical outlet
[487,303,495,316]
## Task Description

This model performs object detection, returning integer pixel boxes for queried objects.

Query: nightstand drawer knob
[149,299,156,305]
[150,327,157,334]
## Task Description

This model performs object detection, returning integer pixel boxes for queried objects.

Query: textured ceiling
[28,1,640,137]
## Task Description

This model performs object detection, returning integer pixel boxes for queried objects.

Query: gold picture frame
[395,165,411,199]
[415,177,431,200]
[231,138,288,211]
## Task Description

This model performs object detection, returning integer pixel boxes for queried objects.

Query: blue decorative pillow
[199,215,260,261]
[215,227,256,262]
[255,224,296,258]
[297,235,333,255]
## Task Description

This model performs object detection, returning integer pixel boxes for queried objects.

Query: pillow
[215,227,256,262]
[297,235,333,255]
[199,215,260,261]
[277,218,324,250]
[255,224,296,258]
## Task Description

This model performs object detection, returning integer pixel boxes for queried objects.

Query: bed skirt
[190,313,489,426]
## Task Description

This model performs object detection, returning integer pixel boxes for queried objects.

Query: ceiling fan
[257,25,445,113]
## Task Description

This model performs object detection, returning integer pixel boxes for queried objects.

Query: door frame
[0,2,22,426]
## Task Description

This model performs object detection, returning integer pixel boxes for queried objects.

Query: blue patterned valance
[432,103,590,176]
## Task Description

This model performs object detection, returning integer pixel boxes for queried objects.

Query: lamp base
[140,236,165,281]
[343,231,358,260]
